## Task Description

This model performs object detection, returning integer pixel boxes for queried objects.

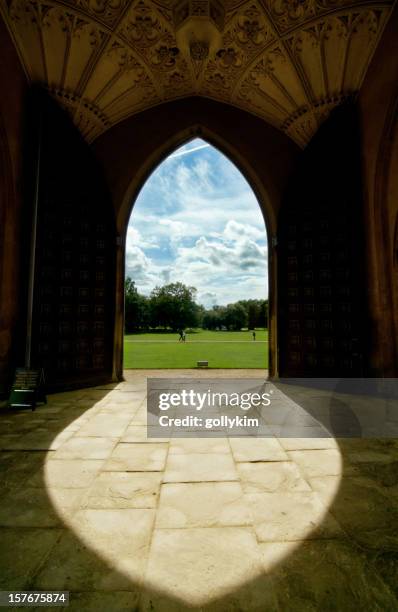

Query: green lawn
[124,329,269,369]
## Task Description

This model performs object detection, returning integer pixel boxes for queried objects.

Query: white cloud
[125,245,151,279]
[223,219,266,243]
[126,226,159,249]
[167,228,267,306]
[126,139,268,307]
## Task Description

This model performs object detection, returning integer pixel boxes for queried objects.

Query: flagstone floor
[1,369,398,611]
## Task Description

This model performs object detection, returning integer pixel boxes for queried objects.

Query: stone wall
[0,19,28,395]
[359,2,398,375]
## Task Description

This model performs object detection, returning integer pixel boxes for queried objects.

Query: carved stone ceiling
[1,0,395,146]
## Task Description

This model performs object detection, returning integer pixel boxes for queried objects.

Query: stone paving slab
[85,472,162,509]
[32,509,155,591]
[155,482,251,528]
[0,369,397,610]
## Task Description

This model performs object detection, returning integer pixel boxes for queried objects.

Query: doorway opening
[123,138,269,370]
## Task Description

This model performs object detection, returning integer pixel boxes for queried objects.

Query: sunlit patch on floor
[41,370,343,607]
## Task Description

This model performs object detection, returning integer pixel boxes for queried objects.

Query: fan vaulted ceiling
[1,0,394,146]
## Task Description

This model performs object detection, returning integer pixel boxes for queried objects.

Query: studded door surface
[277,105,368,377]
[29,91,115,389]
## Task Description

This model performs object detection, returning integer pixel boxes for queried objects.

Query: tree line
[125,278,268,332]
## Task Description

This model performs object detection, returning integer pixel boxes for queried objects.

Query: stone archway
[120,130,273,374]
[91,98,299,382]
[116,126,278,380]
[92,98,300,383]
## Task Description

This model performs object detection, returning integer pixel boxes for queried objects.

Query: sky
[125,138,268,309]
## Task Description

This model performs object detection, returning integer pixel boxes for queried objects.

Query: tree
[237,299,269,329]
[247,302,258,330]
[259,299,269,328]
[196,304,205,329]
[124,278,268,332]
[202,308,222,330]
[224,303,248,330]
[149,282,199,330]
[124,277,149,331]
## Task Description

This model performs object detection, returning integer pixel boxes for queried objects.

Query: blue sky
[126,138,268,308]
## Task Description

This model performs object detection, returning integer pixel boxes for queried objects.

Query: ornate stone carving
[269,0,316,30]
[42,6,73,32]
[72,18,105,47]
[236,6,267,46]
[121,1,164,46]
[8,0,41,25]
[49,87,111,141]
[71,0,127,26]
[216,46,242,69]
[106,40,142,71]
[190,39,209,60]
[174,0,225,31]
[0,0,393,145]
[150,44,179,67]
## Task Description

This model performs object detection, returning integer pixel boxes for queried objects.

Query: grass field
[124,329,269,369]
